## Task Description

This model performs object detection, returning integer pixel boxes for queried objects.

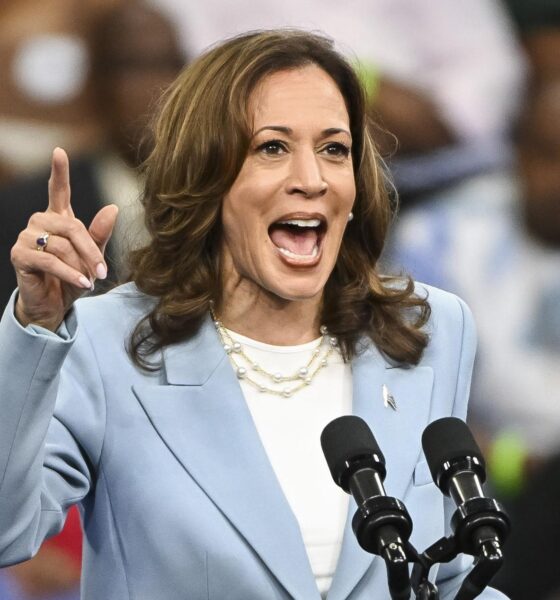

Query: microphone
[321,416,412,600]
[422,417,510,556]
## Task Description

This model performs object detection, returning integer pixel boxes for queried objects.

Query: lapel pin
[382,384,397,411]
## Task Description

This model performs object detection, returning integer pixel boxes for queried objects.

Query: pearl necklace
[210,308,337,398]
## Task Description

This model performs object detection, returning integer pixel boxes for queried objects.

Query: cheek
[222,177,275,239]
[336,175,356,211]
[222,186,249,240]
[332,180,356,224]
[221,212,251,258]
[221,190,268,264]
[347,177,357,205]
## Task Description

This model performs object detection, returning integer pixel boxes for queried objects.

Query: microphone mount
[342,456,440,600]
[345,456,415,600]
[410,477,510,600]
[351,488,413,600]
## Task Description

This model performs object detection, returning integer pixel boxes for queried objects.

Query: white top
[223,328,353,598]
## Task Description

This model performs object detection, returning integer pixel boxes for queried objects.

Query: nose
[286,149,328,198]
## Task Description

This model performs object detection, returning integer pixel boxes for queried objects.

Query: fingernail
[79,275,92,289]
[96,263,107,280]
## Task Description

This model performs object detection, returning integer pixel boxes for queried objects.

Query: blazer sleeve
[0,293,106,566]
[429,293,508,599]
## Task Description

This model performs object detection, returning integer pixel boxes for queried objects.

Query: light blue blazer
[0,283,506,599]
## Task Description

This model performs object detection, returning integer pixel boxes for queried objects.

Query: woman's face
[220,65,356,305]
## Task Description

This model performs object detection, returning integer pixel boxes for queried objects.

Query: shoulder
[415,281,475,347]
[409,281,477,380]
[414,282,477,420]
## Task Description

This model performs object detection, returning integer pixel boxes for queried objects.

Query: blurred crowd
[0,0,559,598]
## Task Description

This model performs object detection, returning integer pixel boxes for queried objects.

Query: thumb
[89,204,119,253]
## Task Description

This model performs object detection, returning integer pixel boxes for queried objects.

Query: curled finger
[11,244,93,290]
[22,229,84,274]
[27,211,107,280]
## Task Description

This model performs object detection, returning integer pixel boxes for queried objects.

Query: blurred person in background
[0,0,185,310]
[0,0,122,183]
[503,0,560,247]
[389,4,560,596]
[491,2,560,598]
[0,2,184,598]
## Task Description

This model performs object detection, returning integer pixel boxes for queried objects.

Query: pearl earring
[347,212,354,222]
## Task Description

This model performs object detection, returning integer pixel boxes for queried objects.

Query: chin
[265,273,328,303]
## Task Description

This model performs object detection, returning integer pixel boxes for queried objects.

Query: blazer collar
[135,316,321,599]
[134,318,434,600]
[162,316,225,385]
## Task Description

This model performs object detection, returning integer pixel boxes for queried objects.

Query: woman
[0,31,505,599]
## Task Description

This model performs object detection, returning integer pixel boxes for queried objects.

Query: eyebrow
[253,126,351,137]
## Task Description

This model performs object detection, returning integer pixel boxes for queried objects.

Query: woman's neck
[217,288,322,346]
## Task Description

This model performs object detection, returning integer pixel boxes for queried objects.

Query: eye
[322,142,351,159]
[256,140,288,155]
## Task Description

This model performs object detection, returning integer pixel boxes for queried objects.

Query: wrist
[15,297,64,332]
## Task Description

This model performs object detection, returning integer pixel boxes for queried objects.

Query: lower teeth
[278,245,318,259]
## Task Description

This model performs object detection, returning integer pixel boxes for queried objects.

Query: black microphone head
[321,416,386,493]
[422,417,486,492]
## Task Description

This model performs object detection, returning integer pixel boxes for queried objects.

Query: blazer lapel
[132,317,320,600]
[328,344,434,600]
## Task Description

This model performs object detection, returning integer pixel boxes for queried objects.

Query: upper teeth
[277,219,321,228]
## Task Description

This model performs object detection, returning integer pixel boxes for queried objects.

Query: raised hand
[11,148,119,331]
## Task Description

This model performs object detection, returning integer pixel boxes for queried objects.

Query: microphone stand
[351,495,414,600]
[410,497,510,600]
[350,494,440,599]
[350,492,509,599]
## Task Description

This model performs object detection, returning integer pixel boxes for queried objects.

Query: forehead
[248,65,350,130]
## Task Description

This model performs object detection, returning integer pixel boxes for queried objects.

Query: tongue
[270,227,318,255]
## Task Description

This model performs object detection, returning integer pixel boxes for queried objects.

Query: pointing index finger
[48,147,74,217]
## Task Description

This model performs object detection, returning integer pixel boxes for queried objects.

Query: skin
[12,147,117,331]
[219,66,356,345]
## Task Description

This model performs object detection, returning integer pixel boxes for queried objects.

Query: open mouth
[268,216,326,262]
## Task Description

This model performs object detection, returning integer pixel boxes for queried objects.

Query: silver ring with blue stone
[36,232,50,251]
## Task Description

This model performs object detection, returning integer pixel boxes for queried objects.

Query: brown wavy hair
[127,29,430,370]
